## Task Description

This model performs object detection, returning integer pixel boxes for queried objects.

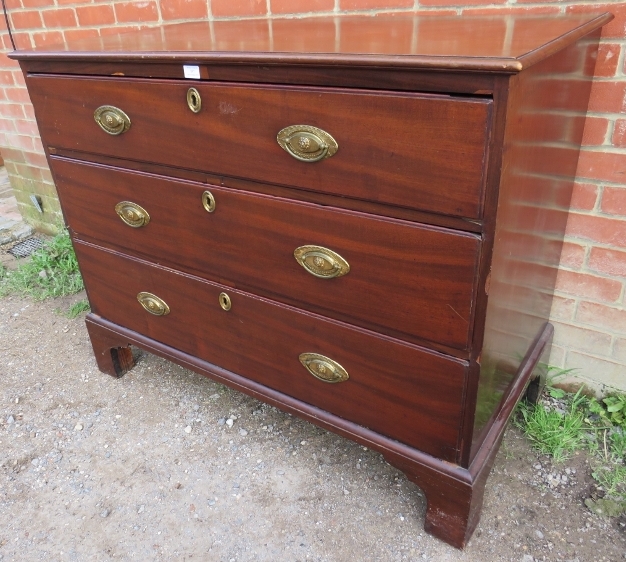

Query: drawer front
[53,158,481,350]
[30,75,491,219]
[75,240,467,461]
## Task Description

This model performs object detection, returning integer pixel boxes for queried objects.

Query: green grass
[0,231,84,300]
[516,376,626,505]
[65,299,90,319]
[515,388,586,462]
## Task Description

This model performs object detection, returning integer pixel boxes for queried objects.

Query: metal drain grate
[8,237,43,258]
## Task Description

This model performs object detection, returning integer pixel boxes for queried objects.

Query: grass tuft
[516,376,626,505]
[0,231,83,300]
[515,390,586,462]
[65,299,90,319]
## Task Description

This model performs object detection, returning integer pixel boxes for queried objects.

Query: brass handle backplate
[137,292,170,316]
[219,292,231,311]
[94,105,131,135]
[294,245,350,279]
[202,191,216,213]
[115,201,150,228]
[187,87,202,113]
[299,353,349,383]
[277,125,338,162]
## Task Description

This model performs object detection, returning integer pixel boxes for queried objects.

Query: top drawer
[28,75,492,219]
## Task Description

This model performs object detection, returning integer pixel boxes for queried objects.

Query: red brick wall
[0,0,624,392]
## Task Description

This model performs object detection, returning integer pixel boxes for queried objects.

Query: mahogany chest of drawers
[12,12,611,548]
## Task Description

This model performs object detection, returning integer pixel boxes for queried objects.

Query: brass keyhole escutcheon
[94,105,131,135]
[219,292,231,311]
[201,191,216,213]
[115,201,150,228]
[187,88,201,113]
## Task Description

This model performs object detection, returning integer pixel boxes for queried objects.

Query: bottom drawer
[75,240,468,462]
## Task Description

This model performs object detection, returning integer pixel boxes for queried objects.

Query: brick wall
[0,0,624,392]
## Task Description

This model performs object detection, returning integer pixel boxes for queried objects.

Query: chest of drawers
[12,12,611,548]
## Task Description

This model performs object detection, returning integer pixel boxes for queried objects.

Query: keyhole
[219,292,231,311]
[187,88,202,113]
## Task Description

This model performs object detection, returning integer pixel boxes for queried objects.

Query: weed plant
[516,370,626,503]
[515,388,586,462]
[65,299,90,319]
[0,231,83,299]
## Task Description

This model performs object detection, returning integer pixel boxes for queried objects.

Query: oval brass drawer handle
[294,245,350,279]
[94,105,131,135]
[137,292,170,316]
[187,87,201,113]
[115,201,150,228]
[299,353,349,383]
[277,125,338,162]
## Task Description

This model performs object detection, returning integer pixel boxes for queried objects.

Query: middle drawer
[53,157,481,351]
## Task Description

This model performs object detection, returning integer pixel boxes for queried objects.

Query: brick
[462,6,560,15]
[549,295,576,322]
[547,344,566,368]
[32,31,65,48]
[7,133,35,151]
[76,5,115,26]
[23,104,36,121]
[581,117,609,146]
[12,32,32,50]
[570,182,598,211]
[21,0,54,7]
[42,8,78,28]
[555,269,622,303]
[63,29,100,43]
[13,119,39,137]
[23,150,48,168]
[211,0,265,17]
[100,25,143,37]
[601,186,626,216]
[576,301,626,335]
[4,86,31,104]
[614,338,626,363]
[565,352,625,391]
[10,9,43,29]
[0,119,16,133]
[594,43,621,77]
[160,0,209,19]
[612,118,626,148]
[4,0,22,9]
[0,147,26,164]
[33,137,44,154]
[587,81,626,113]
[577,150,626,185]
[566,4,626,40]
[115,1,159,23]
[0,102,25,119]
[559,241,586,269]
[271,0,333,14]
[12,71,26,88]
[552,322,613,357]
[341,0,412,8]
[589,247,626,277]
[0,70,14,86]
[567,212,626,248]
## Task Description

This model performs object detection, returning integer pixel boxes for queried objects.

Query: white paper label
[183,65,201,79]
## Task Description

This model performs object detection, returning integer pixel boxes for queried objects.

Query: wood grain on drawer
[53,158,481,351]
[75,240,468,461]
[30,75,491,219]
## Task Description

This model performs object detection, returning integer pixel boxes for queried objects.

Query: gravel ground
[1,291,625,561]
